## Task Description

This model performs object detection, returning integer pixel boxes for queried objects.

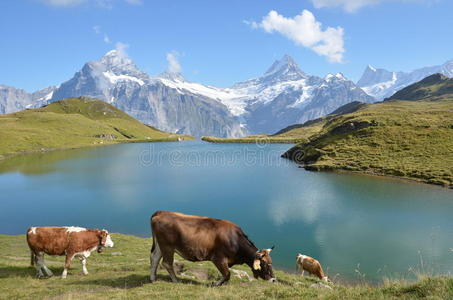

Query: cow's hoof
[211,281,225,287]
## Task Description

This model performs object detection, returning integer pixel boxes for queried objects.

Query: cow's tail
[151,231,156,253]
[30,251,35,266]
[150,211,160,253]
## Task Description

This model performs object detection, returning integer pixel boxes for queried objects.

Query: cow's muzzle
[268,278,277,283]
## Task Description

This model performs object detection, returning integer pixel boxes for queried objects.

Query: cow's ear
[253,259,261,270]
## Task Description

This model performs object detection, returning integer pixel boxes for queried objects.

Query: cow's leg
[161,249,178,283]
[301,270,305,276]
[42,261,54,277]
[34,252,53,278]
[81,257,88,275]
[212,258,230,286]
[30,251,35,267]
[33,252,45,278]
[150,239,162,282]
[62,253,73,279]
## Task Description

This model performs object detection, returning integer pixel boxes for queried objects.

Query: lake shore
[0,136,193,162]
[201,135,305,144]
[1,233,452,300]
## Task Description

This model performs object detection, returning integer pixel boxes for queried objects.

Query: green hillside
[282,75,453,187]
[0,97,191,159]
[1,233,452,300]
[386,73,453,101]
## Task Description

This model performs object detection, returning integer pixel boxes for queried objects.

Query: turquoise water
[1,141,452,283]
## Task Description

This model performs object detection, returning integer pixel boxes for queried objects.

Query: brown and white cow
[296,253,329,282]
[149,211,276,286]
[26,226,114,278]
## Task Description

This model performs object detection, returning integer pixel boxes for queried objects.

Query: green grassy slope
[0,97,192,159]
[282,97,453,187]
[1,234,452,300]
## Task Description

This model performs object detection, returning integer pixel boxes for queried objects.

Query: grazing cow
[149,211,276,286]
[26,226,114,278]
[296,253,329,282]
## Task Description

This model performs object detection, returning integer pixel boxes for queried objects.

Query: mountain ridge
[1,51,373,137]
[357,58,453,99]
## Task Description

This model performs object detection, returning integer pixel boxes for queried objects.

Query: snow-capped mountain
[358,58,453,100]
[1,52,373,136]
[46,50,246,138]
[151,55,373,134]
[0,85,57,114]
[229,56,374,134]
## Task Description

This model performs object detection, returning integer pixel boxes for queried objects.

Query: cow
[26,226,114,278]
[149,211,276,286]
[296,253,329,282]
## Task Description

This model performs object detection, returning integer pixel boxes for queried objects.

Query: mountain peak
[265,55,301,75]
[99,49,135,68]
[261,55,307,83]
[325,73,347,82]
[158,71,185,82]
[367,65,377,72]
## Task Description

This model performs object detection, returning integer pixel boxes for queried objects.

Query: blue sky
[1,0,453,92]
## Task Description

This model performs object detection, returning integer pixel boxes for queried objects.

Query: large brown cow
[26,226,114,278]
[149,211,276,286]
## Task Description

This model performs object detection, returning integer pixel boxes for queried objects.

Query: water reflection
[0,141,452,283]
[0,147,95,175]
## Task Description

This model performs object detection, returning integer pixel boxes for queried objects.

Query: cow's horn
[266,245,275,253]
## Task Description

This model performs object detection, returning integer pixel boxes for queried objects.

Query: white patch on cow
[62,268,68,279]
[296,253,306,274]
[73,246,97,260]
[65,226,86,233]
[81,257,88,275]
[28,227,37,235]
[105,234,114,248]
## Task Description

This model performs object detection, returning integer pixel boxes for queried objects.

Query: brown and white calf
[296,253,329,282]
[26,226,114,278]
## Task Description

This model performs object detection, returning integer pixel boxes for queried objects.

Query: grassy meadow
[0,97,192,160]
[283,99,453,188]
[1,234,452,300]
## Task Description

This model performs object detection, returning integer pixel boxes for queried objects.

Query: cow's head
[97,229,114,253]
[252,246,276,282]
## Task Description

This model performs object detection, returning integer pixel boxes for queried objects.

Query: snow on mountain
[358,59,453,99]
[0,84,58,114]
[155,72,247,116]
[1,51,374,136]
[45,51,247,137]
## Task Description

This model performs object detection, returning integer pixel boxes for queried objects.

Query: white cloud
[93,25,101,34]
[103,35,111,43]
[166,51,182,73]
[248,10,345,63]
[311,0,428,13]
[115,42,129,58]
[93,25,111,44]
